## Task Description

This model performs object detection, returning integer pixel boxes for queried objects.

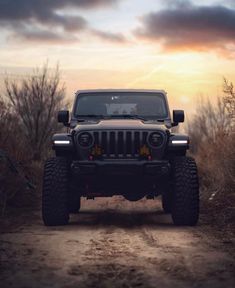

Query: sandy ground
[0,197,235,288]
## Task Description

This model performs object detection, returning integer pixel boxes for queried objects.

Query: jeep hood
[73,119,169,132]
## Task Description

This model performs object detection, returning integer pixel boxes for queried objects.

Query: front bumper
[71,160,170,176]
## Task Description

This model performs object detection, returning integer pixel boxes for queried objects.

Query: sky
[1,0,235,112]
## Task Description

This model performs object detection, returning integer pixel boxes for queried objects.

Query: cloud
[10,26,77,44]
[160,0,193,10]
[0,0,119,20]
[91,29,127,43]
[0,0,123,43]
[134,3,235,55]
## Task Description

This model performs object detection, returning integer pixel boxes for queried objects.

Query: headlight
[54,140,70,145]
[78,132,93,148]
[148,132,163,147]
[171,140,188,144]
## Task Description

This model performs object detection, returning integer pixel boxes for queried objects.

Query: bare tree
[5,64,66,160]
[188,78,235,199]
[223,78,235,128]
[187,96,230,154]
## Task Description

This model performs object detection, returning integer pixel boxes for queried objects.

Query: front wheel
[42,157,69,226]
[171,156,199,226]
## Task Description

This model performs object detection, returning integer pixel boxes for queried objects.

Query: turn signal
[140,145,150,156]
[91,145,102,156]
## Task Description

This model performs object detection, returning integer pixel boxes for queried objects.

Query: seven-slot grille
[92,130,149,158]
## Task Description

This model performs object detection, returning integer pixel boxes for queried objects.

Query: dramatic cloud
[134,3,235,54]
[0,0,124,43]
[0,0,119,20]
[10,25,77,44]
[91,29,127,43]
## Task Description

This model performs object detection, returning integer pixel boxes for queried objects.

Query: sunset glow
[1,0,235,112]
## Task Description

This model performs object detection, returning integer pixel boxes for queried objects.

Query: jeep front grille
[92,130,149,158]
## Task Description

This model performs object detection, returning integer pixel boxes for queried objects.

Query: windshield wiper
[109,114,147,121]
[155,119,165,122]
[76,114,105,121]
[75,114,165,122]
[76,114,105,118]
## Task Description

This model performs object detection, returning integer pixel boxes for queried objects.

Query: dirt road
[0,197,234,288]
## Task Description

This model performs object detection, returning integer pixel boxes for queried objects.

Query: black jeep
[42,90,199,226]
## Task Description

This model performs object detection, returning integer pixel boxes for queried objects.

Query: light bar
[54,140,70,145]
[172,140,188,144]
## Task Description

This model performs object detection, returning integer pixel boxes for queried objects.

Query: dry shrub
[194,131,235,198]
[0,64,67,214]
[188,79,235,228]
[0,155,29,215]
[5,63,66,161]
[0,96,30,162]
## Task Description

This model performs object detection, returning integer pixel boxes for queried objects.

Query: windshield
[74,92,168,119]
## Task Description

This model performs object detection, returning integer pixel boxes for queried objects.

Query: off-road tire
[42,157,69,226]
[171,156,199,226]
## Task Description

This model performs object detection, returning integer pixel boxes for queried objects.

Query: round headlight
[148,132,163,147]
[78,132,93,148]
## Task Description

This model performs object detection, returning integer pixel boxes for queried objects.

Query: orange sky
[1,0,235,114]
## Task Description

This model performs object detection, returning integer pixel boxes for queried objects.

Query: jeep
[42,89,199,226]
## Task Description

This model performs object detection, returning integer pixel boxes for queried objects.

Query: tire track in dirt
[0,197,235,288]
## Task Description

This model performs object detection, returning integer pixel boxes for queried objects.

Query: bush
[5,63,66,161]
[188,79,235,229]
[0,64,67,215]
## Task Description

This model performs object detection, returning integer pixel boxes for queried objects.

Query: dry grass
[188,79,235,233]
[0,64,66,215]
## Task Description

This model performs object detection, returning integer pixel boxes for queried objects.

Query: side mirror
[172,110,184,126]
[58,110,69,126]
